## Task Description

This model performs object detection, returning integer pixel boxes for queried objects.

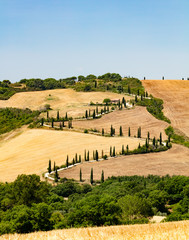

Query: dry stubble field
[73,106,169,139]
[0,128,144,182]
[142,80,189,137]
[1,220,189,240]
[0,89,132,118]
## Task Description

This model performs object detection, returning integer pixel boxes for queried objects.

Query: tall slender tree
[54,169,59,182]
[96,150,99,161]
[66,155,69,168]
[53,162,56,171]
[113,146,116,157]
[110,146,112,157]
[90,168,93,185]
[80,168,82,182]
[48,159,51,173]
[101,170,104,183]
[85,110,88,119]
[87,150,89,161]
[102,128,104,136]
[160,132,162,145]
[128,127,131,137]
[119,126,123,136]
[57,111,59,120]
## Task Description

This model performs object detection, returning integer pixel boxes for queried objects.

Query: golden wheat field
[0,89,133,118]
[1,220,189,240]
[0,128,144,182]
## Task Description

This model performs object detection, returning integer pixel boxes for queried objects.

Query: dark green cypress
[87,150,89,161]
[96,150,98,161]
[48,159,51,173]
[160,132,162,145]
[51,118,54,128]
[101,170,104,183]
[80,168,82,182]
[113,146,115,157]
[122,145,124,154]
[102,128,104,136]
[66,155,69,168]
[57,111,59,120]
[90,168,93,185]
[75,153,78,163]
[128,127,131,137]
[84,150,86,161]
[53,161,56,171]
[93,110,96,119]
[110,146,112,157]
[119,126,123,136]
[85,110,88,119]
[79,155,81,163]
[54,169,59,182]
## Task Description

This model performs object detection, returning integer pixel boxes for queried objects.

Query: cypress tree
[85,110,88,119]
[122,97,125,104]
[102,128,104,136]
[54,169,59,182]
[95,80,97,88]
[145,138,148,148]
[153,137,156,146]
[168,135,171,143]
[90,168,93,185]
[110,125,114,136]
[93,110,96,119]
[135,95,138,102]
[119,126,123,136]
[96,106,98,115]
[66,155,69,168]
[53,162,56,171]
[96,150,98,161]
[62,118,65,127]
[48,159,51,173]
[107,106,109,112]
[104,106,106,113]
[137,89,140,96]
[147,132,150,140]
[141,95,143,101]
[128,127,131,137]
[124,101,127,108]
[126,145,129,153]
[65,112,68,120]
[51,118,54,128]
[110,146,112,157]
[102,150,104,158]
[84,150,86,161]
[89,109,91,117]
[72,158,75,165]
[138,143,141,149]
[41,118,44,126]
[79,155,81,163]
[59,122,62,129]
[122,145,124,154]
[160,132,162,145]
[101,109,103,114]
[57,111,59,120]
[80,168,82,182]
[101,170,104,183]
[113,146,115,157]
[75,153,78,163]
[47,111,49,119]
[87,150,89,161]
[146,91,148,97]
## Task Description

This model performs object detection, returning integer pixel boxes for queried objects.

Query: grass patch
[165,126,189,148]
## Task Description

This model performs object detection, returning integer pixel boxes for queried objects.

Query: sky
[0,0,189,82]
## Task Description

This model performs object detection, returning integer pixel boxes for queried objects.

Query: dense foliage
[0,108,40,135]
[0,174,189,235]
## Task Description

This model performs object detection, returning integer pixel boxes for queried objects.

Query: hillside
[142,80,189,137]
[1,221,189,240]
[0,128,144,182]
[0,89,132,118]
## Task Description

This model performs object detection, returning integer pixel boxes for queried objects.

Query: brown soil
[59,144,189,181]
[73,106,169,140]
[142,80,189,137]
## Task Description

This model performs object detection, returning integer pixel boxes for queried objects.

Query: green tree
[90,168,93,185]
[110,146,112,157]
[113,146,116,157]
[122,145,124,154]
[160,132,162,145]
[41,118,44,126]
[53,162,56,171]
[54,169,59,182]
[48,159,51,173]
[57,111,59,120]
[51,118,54,128]
[80,168,82,182]
[85,110,88,119]
[101,170,104,183]
[75,153,78,163]
[79,155,81,163]
[93,110,96,119]
[119,126,123,136]
[102,128,104,136]
[96,150,99,161]
[128,127,131,137]
[87,150,89,161]
[66,155,69,168]
[84,150,86,161]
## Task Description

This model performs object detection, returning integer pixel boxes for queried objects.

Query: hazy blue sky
[0,0,189,82]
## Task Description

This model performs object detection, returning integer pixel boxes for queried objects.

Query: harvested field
[0,129,144,182]
[142,80,189,137]
[0,89,132,118]
[73,106,169,139]
[59,144,189,181]
[1,220,189,240]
